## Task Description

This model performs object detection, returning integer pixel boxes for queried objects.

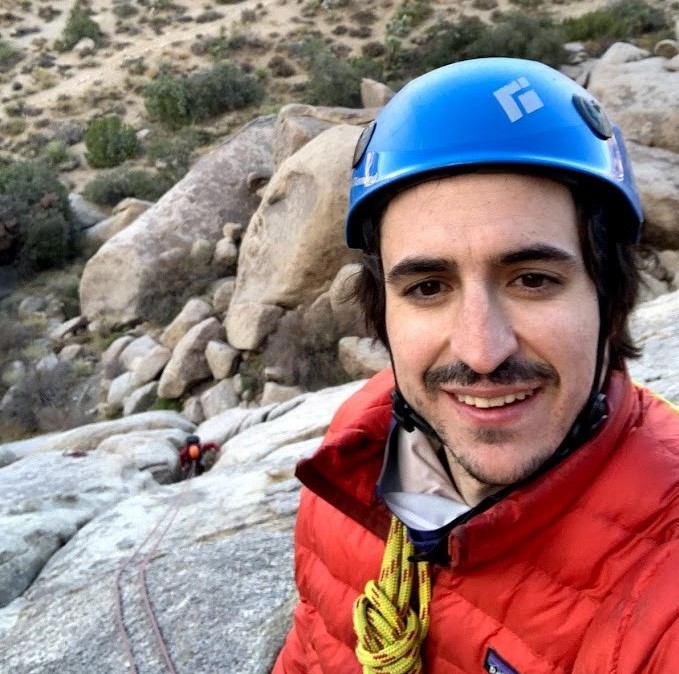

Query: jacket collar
[296,368,640,565]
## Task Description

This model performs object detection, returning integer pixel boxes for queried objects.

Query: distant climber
[178,435,220,478]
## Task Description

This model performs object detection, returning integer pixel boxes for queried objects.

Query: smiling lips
[454,389,536,409]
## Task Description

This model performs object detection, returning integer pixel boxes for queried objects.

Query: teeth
[456,390,533,408]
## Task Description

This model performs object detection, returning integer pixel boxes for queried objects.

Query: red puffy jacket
[273,368,679,673]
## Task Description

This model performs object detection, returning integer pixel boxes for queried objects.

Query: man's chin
[450,446,555,489]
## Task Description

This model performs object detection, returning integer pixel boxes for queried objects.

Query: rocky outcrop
[626,142,679,249]
[79,116,275,325]
[589,53,679,154]
[83,198,153,246]
[272,103,377,169]
[226,124,362,345]
[628,289,679,403]
[0,381,364,673]
[157,318,225,399]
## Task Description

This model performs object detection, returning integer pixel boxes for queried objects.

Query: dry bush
[472,0,498,9]
[195,9,224,23]
[349,26,372,38]
[362,41,386,57]
[0,360,94,436]
[351,9,378,24]
[263,305,350,391]
[268,55,296,77]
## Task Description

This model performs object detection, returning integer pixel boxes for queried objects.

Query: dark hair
[350,180,641,369]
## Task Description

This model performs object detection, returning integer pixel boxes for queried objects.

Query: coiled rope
[353,515,432,674]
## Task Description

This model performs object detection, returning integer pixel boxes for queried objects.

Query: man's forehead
[384,172,576,237]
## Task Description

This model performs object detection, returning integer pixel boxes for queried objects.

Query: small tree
[0,161,78,275]
[302,38,381,107]
[84,116,138,168]
[144,74,190,129]
[55,1,103,52]
[0,39,23,72]
[82,167,174,206]
[184,61,265,121]
[145,62,264,128]
[467,12,567,68]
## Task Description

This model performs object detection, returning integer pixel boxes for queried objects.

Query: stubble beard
[419,356,562,488]
[438,425,552,488]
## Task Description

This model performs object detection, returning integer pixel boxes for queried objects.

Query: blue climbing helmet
[347,57,643,250]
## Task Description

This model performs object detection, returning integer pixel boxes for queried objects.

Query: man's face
[381,173,600,504]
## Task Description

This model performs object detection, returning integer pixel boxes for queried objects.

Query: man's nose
[451,286,519,376]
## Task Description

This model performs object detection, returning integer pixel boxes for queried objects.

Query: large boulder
[83,198,152,246]
[629,289,679,404]
[627,142,679,249]
[0,449,158,608]
[226,124,362,345]
[79,116,275,325]
[272,103,377,169]
[588,55,679,154]
[157,318,225,399]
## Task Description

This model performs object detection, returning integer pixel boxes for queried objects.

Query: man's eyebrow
[498,244,578,266]
[386,257,455,285]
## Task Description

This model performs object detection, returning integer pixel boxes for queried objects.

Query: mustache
[424,357,559,389]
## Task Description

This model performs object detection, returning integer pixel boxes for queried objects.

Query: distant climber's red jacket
[273,368,679,673]
[178,441,219,469]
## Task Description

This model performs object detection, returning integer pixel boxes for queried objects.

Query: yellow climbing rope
[353,515,432,674]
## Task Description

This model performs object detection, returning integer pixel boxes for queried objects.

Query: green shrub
[191,31,229,60]
[0,360,91,435]
[82,167,174,206]
[562,0,668,42]
[84,116,138,168]
[4,101,25,118]
[144,126,199,183]
[301,38,382,107]
[42,140,71,167]
[3,118,27,136]
[268,55,296,77]
[362,41,386,58]
[144,74,190,129]
[467,12,567,68]
[416,16,486,72]
[145,62,264,128]
[398,12,566,78]
[55,1,103,52]
[183,61,265,120]
[195,9,224,23]
[386,0,433,38]
[151,398,182,412]
[471,0,498,9]
[508,0,544,8]
[263,307,351,391]
[0,161,78,275]
[113,1,138,18]
[0,39,23,72]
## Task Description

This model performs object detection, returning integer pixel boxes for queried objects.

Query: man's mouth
[454,389,537,409]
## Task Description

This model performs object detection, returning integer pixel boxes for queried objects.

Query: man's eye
[409,280,443,297]
[516,273,558,289]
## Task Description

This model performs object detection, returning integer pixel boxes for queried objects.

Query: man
[178,434,219,477]
[273,58,679,673]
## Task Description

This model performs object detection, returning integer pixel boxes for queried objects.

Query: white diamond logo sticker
[493,78,544,122]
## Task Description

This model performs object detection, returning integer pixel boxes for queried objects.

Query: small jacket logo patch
[484,648,519,674]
